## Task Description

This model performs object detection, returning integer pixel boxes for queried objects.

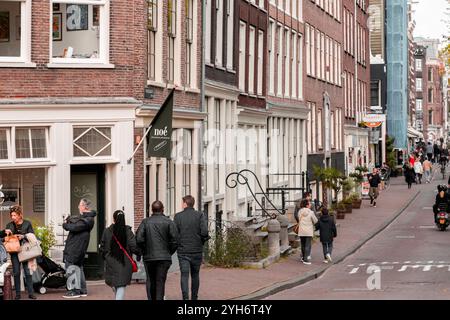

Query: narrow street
[267,169,450,299]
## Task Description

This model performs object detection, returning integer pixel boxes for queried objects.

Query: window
[215,0,223,66]
[167,0,177,83]
[416,78,422,92]
[214,100,221,193]
[428,88,433,103]
[415,59,422,71]
[239,21,246,91]
[429,110,432,125]
[284,28,289,97]
[50,1,110,65]
[312,104,316,151]
[292,32,297,98]
[277,25,283,96]
[311,26,315,78]
[297,35,302,99]
[185,0,193,86]
[269,21,275,94]
[416,99,422,111]
[0,0,31,65]
[73,127,111,157]
[148,0,158,80]
[226,0,233,69]
[148,0,158,31]
[307,103,312,152]
[15,128,48,159]
[320,33,325,80]
[428,68,433,82]
[257,30,264,96]
[248,26,255,94]
[0,129,9,160]
[205,0,212,63]
[306,24,311,75]
[182,129,192,196]
[331,111,335,148]
[371,81,379,106]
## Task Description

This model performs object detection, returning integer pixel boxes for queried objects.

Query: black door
[70,164,105,280]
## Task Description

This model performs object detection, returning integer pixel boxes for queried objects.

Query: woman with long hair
[99,210,140,300]
[5,205,36,299]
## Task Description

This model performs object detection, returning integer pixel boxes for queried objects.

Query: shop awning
[407,127,423,139]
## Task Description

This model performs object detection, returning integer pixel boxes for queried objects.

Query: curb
[232,189,421,300]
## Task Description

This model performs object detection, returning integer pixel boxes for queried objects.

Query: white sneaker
[326,254,332,262]
[303,260,312,265]
[323,259,329,264]
[307,255,312,261]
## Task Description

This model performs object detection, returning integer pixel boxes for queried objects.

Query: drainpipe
[198,0,206,213]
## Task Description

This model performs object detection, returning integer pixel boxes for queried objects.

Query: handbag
[18,240,42,262]
[4,235,21,253]
[112,234,138,273]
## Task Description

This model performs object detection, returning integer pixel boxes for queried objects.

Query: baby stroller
[0,242,10,298]
[33,255,67,294]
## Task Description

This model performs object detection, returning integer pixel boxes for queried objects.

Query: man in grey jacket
[174,195,209,300]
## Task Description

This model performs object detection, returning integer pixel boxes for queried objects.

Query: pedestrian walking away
[414,158,423,184]
[62,198,96,299]
[136,201,178,301]
[100,210,141,300]
[5,205,37,300]
[367,168,381,207]
[174,195,210,300]
[296,199,318,265]
[426,142,434,162]
[423,158,432,183]
[314,208,337,264]
[404,163,416,189]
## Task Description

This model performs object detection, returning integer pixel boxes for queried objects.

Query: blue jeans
[113,286,126,300]
[322,242,333,259]
[300,237,312,261]
[10,253,34,295]
[178,253,203,300]
[65,261,86,293]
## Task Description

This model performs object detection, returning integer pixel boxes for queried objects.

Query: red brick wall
[133,127,145,230]
[304,0,344,152]
[0,0,147,99]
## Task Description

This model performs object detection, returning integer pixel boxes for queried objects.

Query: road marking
[404,261,411,264]
[428,261,434,264]
[392,262,399,264]
[349,267,359,274]
[359,263,366,266]
[423,265,432,271]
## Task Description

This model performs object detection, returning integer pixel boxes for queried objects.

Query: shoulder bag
[18,239,42,262]
[4,235,21,253]
[112,234,138,273]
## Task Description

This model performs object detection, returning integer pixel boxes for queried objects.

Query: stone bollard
[267,219,281,257]
[277,215,290,251]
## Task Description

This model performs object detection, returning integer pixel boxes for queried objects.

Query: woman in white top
[414,158,424,184]
[297,199,318,265]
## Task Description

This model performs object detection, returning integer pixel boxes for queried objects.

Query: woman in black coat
[5,205,36,300]
[404,163,416,189]
[99,210,140,300]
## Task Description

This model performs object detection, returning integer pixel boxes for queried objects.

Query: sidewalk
[37,178,420,300]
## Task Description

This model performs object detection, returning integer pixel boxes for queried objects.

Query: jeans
[322,242,333,259]
[300,237,312,261]
[113,286,126,300]
[144,260,172,301]
[65,261,86,293]
[10,253,34,295]
[178,253,203,300]
[424,170,431,182]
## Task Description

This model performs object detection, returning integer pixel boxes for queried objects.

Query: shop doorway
[70,164,105,280]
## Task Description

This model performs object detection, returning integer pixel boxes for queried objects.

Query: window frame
[4,126,50,163]
[0,128,11,162]
[0,0,33,66]
[72,125,113,159]
[49,0,112,67]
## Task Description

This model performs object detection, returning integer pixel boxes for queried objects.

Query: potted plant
[349,192,362,209]
[332,202,346,219]
[342,197,353,214]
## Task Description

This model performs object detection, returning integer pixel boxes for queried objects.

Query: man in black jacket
[174,195,209,300]
[368,168,382,207]
[62,198,96,299]
[136,200,178,301]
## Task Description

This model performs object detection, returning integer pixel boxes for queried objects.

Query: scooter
[436,211,450,231]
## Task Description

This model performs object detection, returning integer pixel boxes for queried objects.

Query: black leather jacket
[136,213,178,262]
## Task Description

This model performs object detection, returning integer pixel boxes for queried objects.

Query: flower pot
[336,209,346,219]
[352,199,362,209]
[344,203,353,213]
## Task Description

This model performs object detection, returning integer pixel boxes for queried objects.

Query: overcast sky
[412,0,449,42]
